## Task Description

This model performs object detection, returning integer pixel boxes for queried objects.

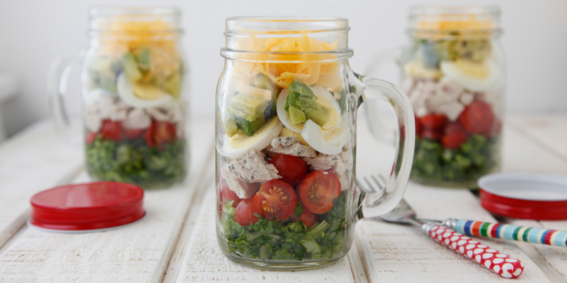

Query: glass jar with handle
[215,16,415,270]
[48,7,189,189]
[366,6,505,188]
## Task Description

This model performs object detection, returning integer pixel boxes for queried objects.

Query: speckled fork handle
[427,224,524,279]
[444,219,567,247]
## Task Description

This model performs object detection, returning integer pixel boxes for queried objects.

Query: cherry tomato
[145,121,176,148]
[420,129,442,141]
[124,128,144,140]
[441,132,468,149]
[444,122,468,135]
[459,101,495,134]
[296,206,318,228]
[415,116,423,136]
[299,171,341,214]
[253,180,297,221]
[485,119,502,139]
[85,132,97,144]
[269,154,308,186]
[100,120,123,142]
[234,198,259,226]
[220,184,241,208]
[418,114,447,130]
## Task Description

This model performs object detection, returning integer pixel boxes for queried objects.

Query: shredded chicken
[268,137,317,157]
[225,149,280,183]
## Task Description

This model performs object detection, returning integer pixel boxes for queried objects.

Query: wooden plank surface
[0,121,83,249]
[503,115,567,282]
[174,188,366,283]
[0,118,214,283]
[353,115,553,282]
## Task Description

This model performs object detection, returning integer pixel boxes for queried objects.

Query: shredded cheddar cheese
[233,28,342,89]
[415,14,494,39]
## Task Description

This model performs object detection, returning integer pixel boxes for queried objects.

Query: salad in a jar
[403,15,503,187]
[84,18,187,189]
[216,31,357,262]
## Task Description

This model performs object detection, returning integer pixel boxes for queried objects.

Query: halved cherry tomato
[220,184,242,208]
[269,154,308,186]
[85,132,97,144]
[459,101,494,134]
[485,119,502,139]
[418,114,447,130]
[299,171,341,214]
[234,198,259,226]
[415,116,423,136]
[253,180,297,221]
[420,129,442,141]
[124,128,144,140]
[145,121,176,149]
[100,120,123,142]
[441,132,468,149]
[295,206,318,228]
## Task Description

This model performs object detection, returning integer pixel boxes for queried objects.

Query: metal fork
[357,173,524,279]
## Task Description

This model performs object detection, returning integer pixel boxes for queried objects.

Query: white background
[0,0,566,137]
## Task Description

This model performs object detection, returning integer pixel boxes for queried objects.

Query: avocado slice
[289,81,315,98]
[235,115,265,136]
[228,93,269,122]
[165,71,182,99]
[122,53,143,82]
[254,73,278,115]
[289,106,306,124]
[218,112,239,137]
[285,83,332,127]
[135,48,151,72]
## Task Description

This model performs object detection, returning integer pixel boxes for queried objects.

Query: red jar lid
[478,173,567,220]
[30,182,145,232]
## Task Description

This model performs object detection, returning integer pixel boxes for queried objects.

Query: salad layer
[403,17,502,186]
[216,31,359,262]
[84,18,187,189]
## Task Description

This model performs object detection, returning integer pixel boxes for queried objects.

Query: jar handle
[47,55,81,143]
[362,47,404,143]
[356,74,415,215]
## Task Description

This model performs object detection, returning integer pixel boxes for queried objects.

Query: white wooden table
[0,114,566,283]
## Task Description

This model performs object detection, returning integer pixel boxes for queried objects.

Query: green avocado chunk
[289,106,306,124]
[285,81,331,127]
[254,73,278,115]
[235,115,265,136]
[228,93,270,122]
[122,53,143,82]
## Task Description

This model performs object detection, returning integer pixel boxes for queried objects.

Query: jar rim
[88,6,182,33]
[225,16,350,36]
[408,5,501,34]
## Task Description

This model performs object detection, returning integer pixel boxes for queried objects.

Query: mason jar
[370,6,504,188]
[49,7,189,189]
[215,16,416,270]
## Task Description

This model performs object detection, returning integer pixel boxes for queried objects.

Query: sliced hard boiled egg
[117,73,173,108]
[440,59,502,92]
[277,89,304,133]
[276,86,341,134]
[301,119,350,155]
[218,117,283,159]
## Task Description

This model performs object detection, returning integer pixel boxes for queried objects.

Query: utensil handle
[428,225,524,279]
[451,219,567,247]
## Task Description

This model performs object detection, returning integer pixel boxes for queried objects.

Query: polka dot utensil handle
[449,219,567,247]
[428,225,524,279]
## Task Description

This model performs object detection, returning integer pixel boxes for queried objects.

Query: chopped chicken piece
[432,101,465,121]
[409,80,437,116]
[430,77,464,104]
[225,149,280,183]
[459,91,474,105]
[85,113,102,133]
[146,107,170,122]
[123,108,151,129]
[269,137,317,157]
[221,165,260,199]
[98,97,127,121]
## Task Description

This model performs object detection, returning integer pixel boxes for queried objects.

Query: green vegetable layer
[86,135,187,189]
[411,134,499,186]
[220,193,348,261]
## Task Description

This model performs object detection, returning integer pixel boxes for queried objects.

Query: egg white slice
[301,119,349,155]
[276,85,341,134]
[218,117,283,159]
[440,59,502,92]
[117,73,173,108]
